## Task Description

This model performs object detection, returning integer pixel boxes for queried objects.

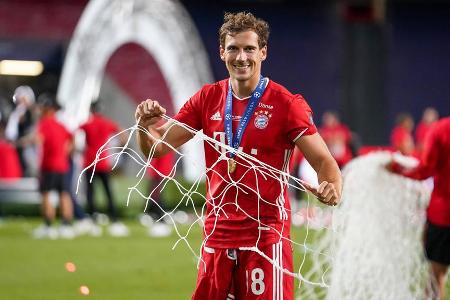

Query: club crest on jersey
[254,110,272,129]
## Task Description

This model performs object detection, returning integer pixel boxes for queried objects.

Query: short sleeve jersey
[400,117,450,226]
[79,113,119,172]
[0,140,22,178]
[319,124,353,167]
[174,79,317,248]
[390,126,414,155]
[37,115,72,173]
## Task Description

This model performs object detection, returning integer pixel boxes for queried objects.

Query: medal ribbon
[224,75,267,158]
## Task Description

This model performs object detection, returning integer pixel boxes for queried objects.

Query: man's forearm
[317,158,342,194]
[137,125,164,159]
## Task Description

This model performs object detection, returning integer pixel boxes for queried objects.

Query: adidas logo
[210,111,222,121]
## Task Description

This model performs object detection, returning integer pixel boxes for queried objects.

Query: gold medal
[228,158,237,173]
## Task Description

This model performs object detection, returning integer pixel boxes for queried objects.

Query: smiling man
[135,12,342,300]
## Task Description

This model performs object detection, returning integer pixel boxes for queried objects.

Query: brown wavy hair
[219,12,270,48]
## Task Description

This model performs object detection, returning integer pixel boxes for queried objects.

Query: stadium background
[0,0,449,299]
[1,0,449,145]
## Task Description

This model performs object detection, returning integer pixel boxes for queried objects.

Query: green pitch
[0,219,200,299]
[0,218,318,299]
[2,218,448,299]
[0,218,324,300]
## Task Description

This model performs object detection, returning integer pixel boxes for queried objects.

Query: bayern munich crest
[254,110,272,129]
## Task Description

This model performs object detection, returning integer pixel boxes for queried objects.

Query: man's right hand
[135,99,167,127]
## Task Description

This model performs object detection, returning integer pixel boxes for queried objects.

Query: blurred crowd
[0,85,443,239]
[0,85,173,239]
[291,107,441,186]
[390,108,440,157]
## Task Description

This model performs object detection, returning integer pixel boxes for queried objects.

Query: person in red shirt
[135,12,341,300]
[5,85,36,176]
[0,120,22,178]
[79,102,129,237]
[388,116,450,300]
[390,112,415,156]
[33,94,74,239]
[319,111,353,168]
[144,118,175,237]
[415,107,439,155]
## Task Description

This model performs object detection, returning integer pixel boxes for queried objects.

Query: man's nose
[236,49,247,61]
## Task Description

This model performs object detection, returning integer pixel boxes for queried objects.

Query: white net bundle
[77,116,337,289]
[296,152,433,300]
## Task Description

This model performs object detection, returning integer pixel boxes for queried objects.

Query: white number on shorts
[250,268,265,295]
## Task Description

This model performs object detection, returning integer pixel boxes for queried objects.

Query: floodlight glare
[0,60,44,76]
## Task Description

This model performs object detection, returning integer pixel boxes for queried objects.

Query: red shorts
[192,239,293,300]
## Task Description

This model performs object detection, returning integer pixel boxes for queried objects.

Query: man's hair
[395,112,413,126]
[219,12,270,48]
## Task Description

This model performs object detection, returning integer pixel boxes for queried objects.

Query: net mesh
[77,117,435,298]
[77,116,336,288]
[295,151,434,300]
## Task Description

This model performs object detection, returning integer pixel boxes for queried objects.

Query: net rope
[295,152,434,300]
[76,115,336,289]
[76,117,437,298]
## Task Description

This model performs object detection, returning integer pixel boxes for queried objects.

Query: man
[145,120,174,238]
[33,94,74,239]
[0,120,22,178]
[79,102,129,237]
[390,112,416,156]
[5,85,36,175]
[135,12,341,300]
[415,107,439,154]
[388,116,450,300]
[319,110,353,168]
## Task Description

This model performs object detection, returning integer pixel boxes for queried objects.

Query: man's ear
[260,46,267,61]
[220,46,225,61]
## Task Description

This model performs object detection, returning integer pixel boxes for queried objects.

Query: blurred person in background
[52,105,92,236]
[319,111,353,168]
[78,101,129,237]
[32,94,74,239]
[388,116,450,300]
[5,85,37,176]
[390,112,416,156]
[415,107,439,155]
[144,131,174,238]
[0,117,22,179]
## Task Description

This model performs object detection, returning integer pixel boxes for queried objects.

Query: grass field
[0,218,318,300]
[2,175,448,299]
[0,175,317,299]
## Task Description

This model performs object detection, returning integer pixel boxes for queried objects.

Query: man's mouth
[233,64,250,70]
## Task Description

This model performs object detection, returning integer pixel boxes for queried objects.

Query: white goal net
[296,151,433,300]
[78,118,435,299]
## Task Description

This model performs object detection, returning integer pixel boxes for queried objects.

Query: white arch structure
[57,0,214,179]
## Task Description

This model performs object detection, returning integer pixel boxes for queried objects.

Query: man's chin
[232,73,252,81]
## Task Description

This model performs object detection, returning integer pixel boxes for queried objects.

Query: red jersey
[0,140,22,178]
[398,117,450,226]
[319,124,353,167]
[79,113,119,172]
[415,121,434,154]
[390,126,415,156]
[37,114,72,172]
[175,79,317,248]
[147,152,175,178]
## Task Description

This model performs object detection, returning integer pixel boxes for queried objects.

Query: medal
[224,76,268,175]
[228,158,237,173]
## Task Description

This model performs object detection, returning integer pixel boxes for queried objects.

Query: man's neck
[230,75,260,98]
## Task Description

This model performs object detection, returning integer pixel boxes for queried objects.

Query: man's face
[220,30,267,82]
